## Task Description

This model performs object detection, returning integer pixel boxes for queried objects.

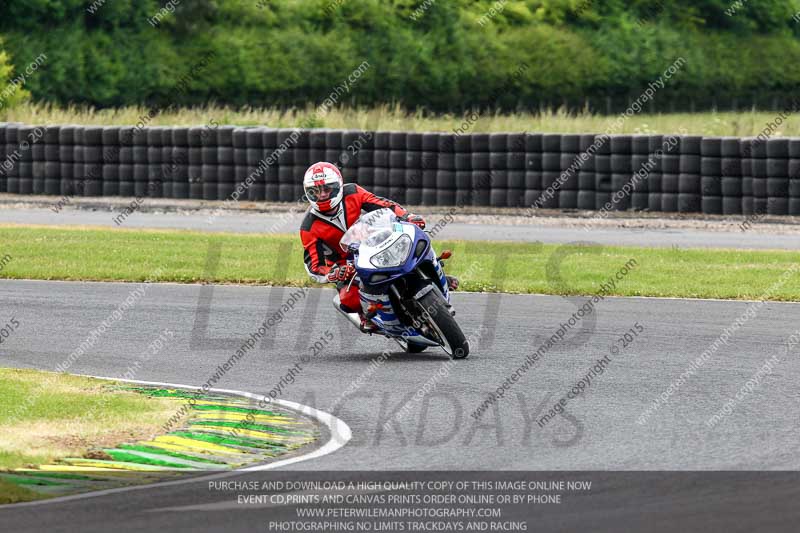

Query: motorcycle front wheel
[417,289,469,359]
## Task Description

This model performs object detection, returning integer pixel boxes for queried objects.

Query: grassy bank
[0,368,179,503]
[0,367,320,503]
[2,103,797,137]
[1,225,799,301]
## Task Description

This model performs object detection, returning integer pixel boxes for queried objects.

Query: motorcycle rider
[299,161,458,332]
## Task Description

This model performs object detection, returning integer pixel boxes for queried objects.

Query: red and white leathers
[300,182,411,314]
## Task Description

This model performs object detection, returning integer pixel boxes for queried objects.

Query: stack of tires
[3,121,800,216]
[100,126,120,197]
[751,138,770,215]
[346,130,376,200]
[765,139,790,215]
[555,134,580,209]
[16,125,34,194]
[286,128,309,201]
[594,135,612,210]
[791,140,800,215]
[132,126,151,198]
[483,132,526,208]
[523,133,543,208]
[609,135,632,211]
[466,133,489,207]
[399,132,424,205]
[232,127,261,201]
[630,135,650,211]
[0,122,12,193]
[677,136,702,213]
[360,131,416,204]
[719,137,742,214]
[659,135,681,212]
[40,125,60,195]
[188,126,206,200]
[30,125,46,194]
[4,123,21,193]
[505,133,527,207]
[147,126,166,198]
[539,134,561,209]
[338,130,366,190]
[740,138,756,215]
[646,135,663,212]
[208,126,235,201]
[370,131,393,201]
[446,133,483,206]
[116,126,133,197]
[575,134,596,210]
[699,137,722,215]
[81,126,103,196]
[359,131,443,206]
[168,126,189,199]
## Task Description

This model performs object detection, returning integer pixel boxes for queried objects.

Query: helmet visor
[305,182,341,202]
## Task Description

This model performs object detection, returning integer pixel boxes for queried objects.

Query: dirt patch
[83,450,113,461]
[43,427,157,452]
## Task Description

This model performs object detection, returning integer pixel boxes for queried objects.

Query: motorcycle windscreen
[339,208,397,252]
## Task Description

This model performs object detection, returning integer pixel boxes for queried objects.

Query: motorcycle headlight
[370,234,412,268]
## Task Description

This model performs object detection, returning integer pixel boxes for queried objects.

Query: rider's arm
[354,185,408,217]
[300,229,333,283]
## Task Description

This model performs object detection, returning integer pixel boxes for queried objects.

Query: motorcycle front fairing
[341,211,450,340]
[354,224,426,283]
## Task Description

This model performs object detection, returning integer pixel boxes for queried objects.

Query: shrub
[0,40,31,110]
[1,0,799,111]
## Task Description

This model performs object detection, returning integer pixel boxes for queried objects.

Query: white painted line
[1,376,352,508]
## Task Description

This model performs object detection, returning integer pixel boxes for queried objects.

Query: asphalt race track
[2,279,800,530]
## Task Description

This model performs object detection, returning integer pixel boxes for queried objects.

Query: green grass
[3,103,798,137]
[0,478,40,504]
[1,225,800,301]
[0,370,159,425]
[0,368,179,472]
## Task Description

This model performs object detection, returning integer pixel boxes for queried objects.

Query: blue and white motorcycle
[337,208,469,359]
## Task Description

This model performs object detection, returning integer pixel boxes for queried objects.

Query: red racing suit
[300,183,408,313]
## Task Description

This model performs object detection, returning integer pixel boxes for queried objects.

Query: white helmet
[303,161,344,213]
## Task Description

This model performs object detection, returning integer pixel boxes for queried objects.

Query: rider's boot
[359,315,379,334]
[334,292,373,332]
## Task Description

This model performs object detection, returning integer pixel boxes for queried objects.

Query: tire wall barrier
[2,123,800,216]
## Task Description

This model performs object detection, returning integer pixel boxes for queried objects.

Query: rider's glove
[326,263,356,283]
[404,214,426,229]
